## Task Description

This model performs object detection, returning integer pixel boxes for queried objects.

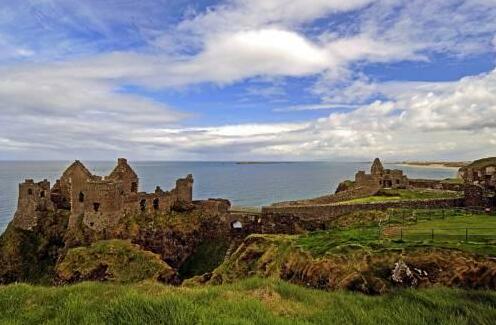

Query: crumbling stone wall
[408,179,463,191]
[458,157,496,208]
[464,185,489,208]
[12,179,54,230]
[176,174,193,202]
[272,185,380,207]
[355,158,409,189]
[107,158,139,196]
[261,198,464,233]
[138,187,176,214]
[58,161,92,212]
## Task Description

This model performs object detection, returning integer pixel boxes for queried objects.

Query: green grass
[340,188,462,204]
[441,178,464,184]
[406,213,496,229]
[56,240,174,283]
[293,209,496,256]
[231,206,262,213]
[1,278,496,324]
[383,210,496,249]
[296,227,496,257]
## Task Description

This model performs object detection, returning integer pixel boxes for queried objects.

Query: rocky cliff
[0,200,231,285]
[200,233,496,294]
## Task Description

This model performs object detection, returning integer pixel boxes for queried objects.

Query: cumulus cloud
[130,68,496,160]
[1,0,496,160]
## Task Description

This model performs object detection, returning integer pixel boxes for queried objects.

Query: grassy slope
[56,240,175,283]
[340,188,462,204]
[1,278,496,324]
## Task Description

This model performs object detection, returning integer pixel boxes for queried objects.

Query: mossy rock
[0,210,69,284]
[55,240,179,284]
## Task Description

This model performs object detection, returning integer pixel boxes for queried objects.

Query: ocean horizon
[0,160,457,233]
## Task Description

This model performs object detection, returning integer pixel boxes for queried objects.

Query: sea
[0,161,458,233]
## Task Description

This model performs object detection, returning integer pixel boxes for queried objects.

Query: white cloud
[1,0,496,160]
[274,103,360,112]
[178,0,373,35]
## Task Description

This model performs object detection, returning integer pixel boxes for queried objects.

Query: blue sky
[1,0,496,161]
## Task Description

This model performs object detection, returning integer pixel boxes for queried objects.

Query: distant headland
[398,161,470,169]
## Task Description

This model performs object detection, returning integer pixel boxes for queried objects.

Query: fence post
[466,228,468,242]
[432,229,434,241]
[400,228,403,241]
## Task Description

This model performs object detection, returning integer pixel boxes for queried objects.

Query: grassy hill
[2,278,496,324]
[339,188,462,204]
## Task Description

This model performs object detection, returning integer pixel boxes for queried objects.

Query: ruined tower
[176,174,194,202]
[371,158,384,176]
[107,158,139,195]
[12,179,53,230]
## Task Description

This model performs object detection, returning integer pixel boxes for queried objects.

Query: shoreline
[395,163,465,170]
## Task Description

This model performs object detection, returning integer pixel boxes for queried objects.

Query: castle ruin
[354,158,409,189]
[13,158,196,231]
[459,157,496,207]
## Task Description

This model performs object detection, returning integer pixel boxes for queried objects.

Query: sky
[0,0,496,161]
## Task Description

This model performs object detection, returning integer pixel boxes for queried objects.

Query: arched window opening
[140,199,147,211]
[153,198,159,210]
[40,190,45,198]
[79,192,85,202]
[93,202,100,212]
[28,188,33,195]
[131,182,138,193]
[231,220,243,229]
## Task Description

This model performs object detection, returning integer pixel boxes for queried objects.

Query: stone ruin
[12,158,226,232]
[355,158,409,189]
[459,157,496,208]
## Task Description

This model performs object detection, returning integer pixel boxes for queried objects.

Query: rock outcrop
[206,234,496,294]
[55,240,180,284]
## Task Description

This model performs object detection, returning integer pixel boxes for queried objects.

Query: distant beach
[397,161,469,169]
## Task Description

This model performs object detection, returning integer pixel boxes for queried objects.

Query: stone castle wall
[271,185,380,207]
[262,198,463,230]
[408,179,464,191]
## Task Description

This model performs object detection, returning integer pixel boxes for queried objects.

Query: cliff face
[204,233,496,294]
[0,210,69,284]
[0,200,231,285]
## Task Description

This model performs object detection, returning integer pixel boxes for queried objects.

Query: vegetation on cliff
[0,211,69,284]
[205,209,496,294]
[339,188,462,204]
[0,206,228,285]
[206,231,496,294]
[56,240,178,284]
[2,278,496,324]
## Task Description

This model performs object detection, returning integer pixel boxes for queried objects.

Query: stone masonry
[13,158,196,231]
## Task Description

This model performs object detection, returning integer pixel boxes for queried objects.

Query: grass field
[383,209,496,245]
[340,188,462,204]
[1,278,496,324]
